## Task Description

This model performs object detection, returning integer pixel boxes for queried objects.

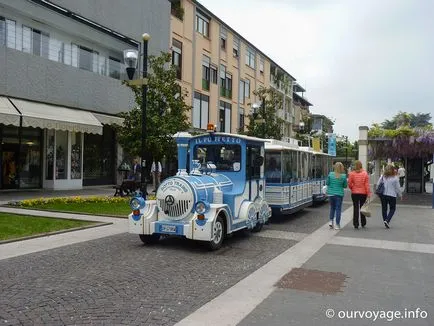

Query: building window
[220,27,227,50]
[71,133,82,179]
[21,25,49,58]
[220,65,232,99]
[219,101,231,132]
[79,45,93,71]
[239,80,245,105]
[245,79,250,98]
[0,17,5,46]
[239,108,245,130]
[193,92,209,129]
[233,37,239,57]
[172,38,182,80]
[246,47,255,69]
[196,11,210,37]
[259,56,264,73]
[210,65,218,84]
[108,57,121,79]
[1,18,16,49]
[202,55,210,91]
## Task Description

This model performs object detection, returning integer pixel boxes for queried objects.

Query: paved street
[0,198,336,326]
[1,188,433,326]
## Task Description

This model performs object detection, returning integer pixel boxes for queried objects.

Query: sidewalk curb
[0,221,113,245]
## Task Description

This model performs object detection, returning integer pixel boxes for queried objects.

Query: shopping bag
[360,200,371,217]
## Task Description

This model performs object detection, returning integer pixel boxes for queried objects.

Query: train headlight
[195,201,210,214]
[130,196,146,210]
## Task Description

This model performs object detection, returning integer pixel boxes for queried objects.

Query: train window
[265,152,281,183]
[246,145,261,180]
[282,150,292,183]
[193,145,241,171]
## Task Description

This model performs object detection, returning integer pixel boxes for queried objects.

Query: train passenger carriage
[264,139,314,215]
[311,150,333,202]
[128,126,271,250]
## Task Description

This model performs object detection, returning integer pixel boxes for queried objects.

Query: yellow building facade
[170,0,311,139]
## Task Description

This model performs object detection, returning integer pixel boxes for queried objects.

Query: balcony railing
[220,88,232,99]
[202,79,210,91]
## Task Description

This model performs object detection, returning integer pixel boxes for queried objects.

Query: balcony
[220,88,232,99]
[202,79,210,91]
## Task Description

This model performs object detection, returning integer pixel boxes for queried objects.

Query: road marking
[174,207,354,326]
[329,236,434,254]
[251,229,308,241]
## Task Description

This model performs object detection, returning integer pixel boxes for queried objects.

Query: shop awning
[9,98,103,135]
[93,112,124,126]
[0,96,21,127]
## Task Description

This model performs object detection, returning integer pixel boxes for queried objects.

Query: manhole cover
[276,268,348,295]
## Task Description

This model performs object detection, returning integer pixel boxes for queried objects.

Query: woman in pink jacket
[348,160,371,229]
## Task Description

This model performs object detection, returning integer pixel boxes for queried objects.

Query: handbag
[360,200,371,217]
[375,176,385,196]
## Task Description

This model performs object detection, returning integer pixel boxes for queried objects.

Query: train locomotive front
[128,131,271,250]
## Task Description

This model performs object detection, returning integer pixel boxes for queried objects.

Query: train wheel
[251,222,263,233]
[208,216,225,250]
[139,234,160,244]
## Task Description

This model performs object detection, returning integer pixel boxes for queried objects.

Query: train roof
[264,139,301,151]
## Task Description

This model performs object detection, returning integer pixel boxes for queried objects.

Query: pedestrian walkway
[176,198,434,326]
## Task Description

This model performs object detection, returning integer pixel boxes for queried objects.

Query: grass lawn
[21,201,132,217]
[0,213,96,241]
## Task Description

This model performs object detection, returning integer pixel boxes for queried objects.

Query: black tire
[251,222,263,233]
[207,216,225,250]
[139,234,160,245]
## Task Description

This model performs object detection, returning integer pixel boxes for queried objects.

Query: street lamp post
[124,33,151,196]
[345,136,348,169]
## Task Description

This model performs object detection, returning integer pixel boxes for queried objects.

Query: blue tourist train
[128,125,271,250]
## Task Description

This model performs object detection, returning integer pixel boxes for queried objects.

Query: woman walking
[378,164,402,228]
[326,162,347,230]
[348,160,371,229]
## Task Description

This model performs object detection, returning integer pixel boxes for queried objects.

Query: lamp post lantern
[124,33,151,196]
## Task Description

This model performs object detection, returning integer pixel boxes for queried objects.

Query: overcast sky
[199,0,434,141]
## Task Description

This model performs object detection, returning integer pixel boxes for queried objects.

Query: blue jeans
[329,195,343,225]
[380,195,397,222]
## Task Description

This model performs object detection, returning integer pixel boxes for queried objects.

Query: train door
[246,143,263,201]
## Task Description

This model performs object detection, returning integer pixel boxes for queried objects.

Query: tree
[242,87,284,140]
[116,52,191,167]
[381,111,432,129]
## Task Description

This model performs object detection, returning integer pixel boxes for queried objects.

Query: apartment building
[169,0,312,139]
[0,0,170,190]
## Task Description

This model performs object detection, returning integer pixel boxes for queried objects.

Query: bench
[113,180,140,197]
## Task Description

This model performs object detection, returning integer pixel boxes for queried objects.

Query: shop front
[0,96,123,190]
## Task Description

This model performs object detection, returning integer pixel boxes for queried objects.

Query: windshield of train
[193,145,241,172]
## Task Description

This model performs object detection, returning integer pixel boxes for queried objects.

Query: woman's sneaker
[334,225,340,230]
[384,221,390,229]
[329,221,333,229]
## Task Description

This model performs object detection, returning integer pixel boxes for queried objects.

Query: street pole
[141,33,150,196]
[345,136,348,169]
[262,96,266,138]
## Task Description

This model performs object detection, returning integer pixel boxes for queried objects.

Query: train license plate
[161,225,176,233]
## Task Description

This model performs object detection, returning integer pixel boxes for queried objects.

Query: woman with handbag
[348,160,371,229]
[326,162,347,230]
[378,164,402,228]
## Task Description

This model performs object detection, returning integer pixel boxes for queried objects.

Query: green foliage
[368,124,418,138]
[242,87,284,140]
[381,111,432,129]
[116,52,191,164]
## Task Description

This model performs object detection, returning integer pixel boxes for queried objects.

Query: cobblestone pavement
[0,231,296,326]
[0,198,341,326]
